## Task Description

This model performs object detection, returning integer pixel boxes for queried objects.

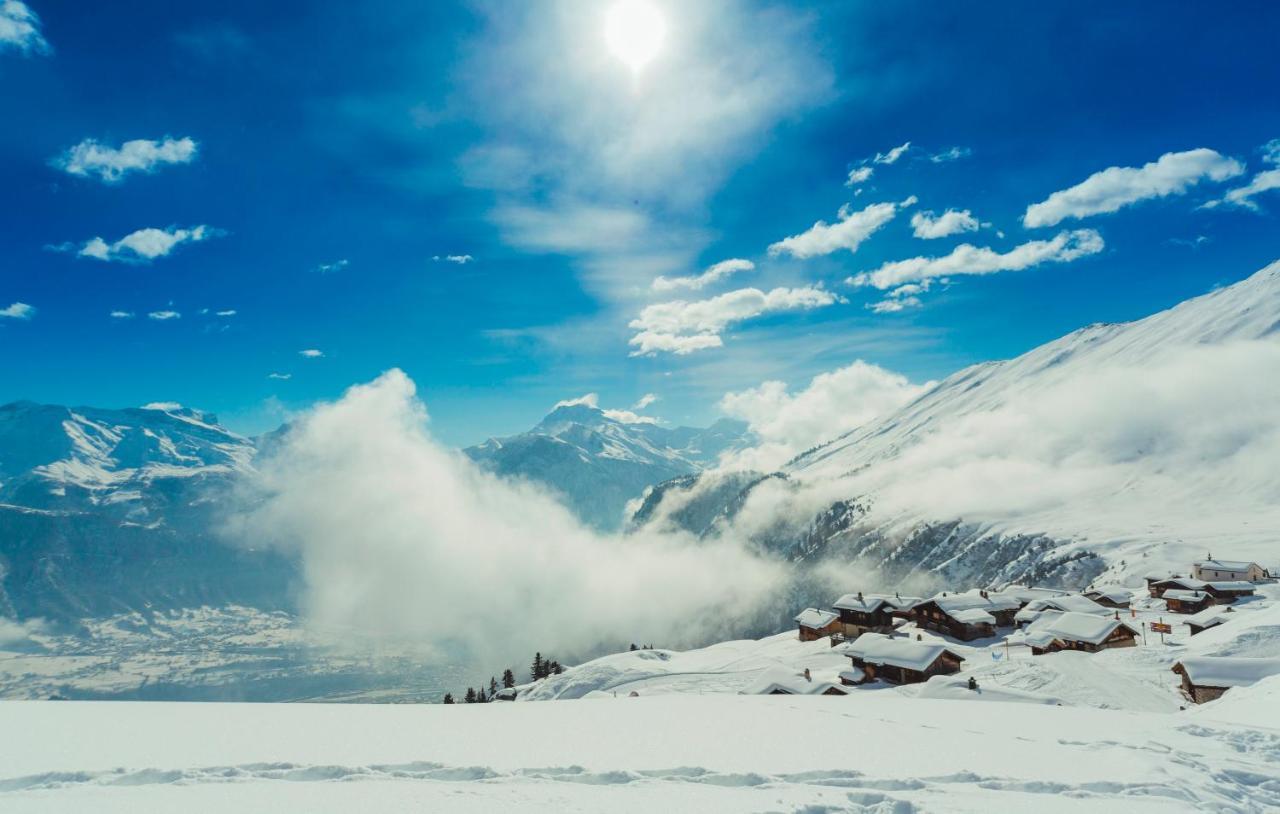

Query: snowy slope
[466,402,749,529]
[636,260,1280,588]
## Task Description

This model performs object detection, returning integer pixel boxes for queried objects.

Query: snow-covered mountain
[465,403,750,530]
[0,402,294,623]
[633,260,1280,590]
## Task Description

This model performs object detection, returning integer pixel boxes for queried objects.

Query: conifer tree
[532,652,544,680]
[550,660,563,675]
[442,693,454,704]
[464,687,476,703]
[502,669,515,689]
[489,676,499,697]
[477,687,488,703]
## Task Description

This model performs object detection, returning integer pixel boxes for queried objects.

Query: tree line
[441,652,564,704]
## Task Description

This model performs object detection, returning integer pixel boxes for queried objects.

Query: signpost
[1151,620,1172,643]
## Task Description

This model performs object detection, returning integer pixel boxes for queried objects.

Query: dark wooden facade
[845,651,963,686]
[797,617,841,642]
[1029,624,1137,656]
[1165,593,1213,614]
[908,600,995,642]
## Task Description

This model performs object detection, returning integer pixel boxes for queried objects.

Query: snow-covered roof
[742,667,846,696]
[794,608,838,629]
[998,585,1070,602]
[1144,570,1180,580]
[950,608,996,625]
[1204,581,1255,593]
[1184,606,1232,629]
[1154,577,1208,591]
[1025,595,1110,615]
[838,667,865,684]
[929,590,1021,615]
[832,594,889,613]
[1194,559,1258,572]
[1084,588,1131,603]
[1175,657,1280,688]
[839,633,962,672]
[1163,589,1210,601]
[1033,612,1135,646]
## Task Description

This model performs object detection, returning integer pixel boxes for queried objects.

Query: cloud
[910,208,981,239]
[215,309,237,317]
[228,370,784,663]
[845,166,874,186]
[850,229,1104,290]
[873,141,911,165]
[52,136,198,184]
[0,301,34,320]
[632,393,658,410]
[65,225,218,263]
[109,310,134,319]
[433,254,474,264]
[629,286,843,356]
[299,349,324,358]
[1023,148,1245,228]
[928,146,971,163]
[313,259,349,274]
[867,294,923,314]
[553,391,658,424]
[1206,144,1280,210]
[268,372,292,380]
[0,1,49,55]
[720,360,933,471]
[147,310,180,321]
[652,258,754,292]
[768,201,901,259]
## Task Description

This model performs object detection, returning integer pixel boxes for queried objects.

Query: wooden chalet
[1163,589,1213,614]
[743,667,849,696]
[1083,588,1132,609]
[1201,581,1257,604]
[838,632,964,685]
[794,608,841,642]
[1148,577,1206,599]
[830,592,918,639]
[1021,611,1138,655]
[1172,657,1280,704]
[1184,606,1233,636]
[1191,559,1268,583]
[907,590,1019,641]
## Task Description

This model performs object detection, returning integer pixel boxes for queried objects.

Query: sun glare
[604,0,666,73]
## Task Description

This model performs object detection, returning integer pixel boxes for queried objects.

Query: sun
[604,0,666,73]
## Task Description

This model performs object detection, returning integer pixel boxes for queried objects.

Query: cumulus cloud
[850,229,1104,290]
[652,258,754,292]
[66,225,218,263]
[299,349,324,358]
[910,208,981,239]
[867,294,923,314]
[228,370,784,663]
[720,361,933,471]
[845,166,874,186]
[53,136,198,184]
[0,1,49,55]
[147,310,180,321]
[768,201,901,259]
[0,301,34,320]
[873,141,911,164]
[629,286,843,356]
[1022,148,1244,228]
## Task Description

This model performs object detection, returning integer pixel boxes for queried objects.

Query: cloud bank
[0,1,49,55]
[68,225,218,263]
[53,136,198,184]
[629,286,843,356]
[230,370,784,663]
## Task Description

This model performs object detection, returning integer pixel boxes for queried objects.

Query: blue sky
[2,1,1278,446]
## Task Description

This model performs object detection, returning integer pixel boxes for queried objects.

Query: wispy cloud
[629,286,843,357]
[1023,148,1244,228]
[850,229,1104,290]
[652,258,753,292]
[844,166,874,187]
[299,349,324,358]
[58,225,219,263]
[632,393,658,410]
[873,141,911,165]
[312,259,349,274]
[215,309,237,317]
[0,1,49,56]
[268,372,292,380]
[147,310,181,321]
[432,254,474,264]
[52,136,198,184]
[0,301,35,320]
[910,208,981,239]
[1204,140,1280,211]
[768,200,903,259]
[928,146,971,163]
[109,310,134,319]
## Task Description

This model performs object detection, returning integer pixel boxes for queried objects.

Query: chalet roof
[1031,611,1136,646]
[742,667,846,696]
[1164,589,1210,602]
[832,593,921,613]
[928,590,1021,615]
[998,585,1070,603]
[839,632,963,672]
[1154,577,1208,591]
[794,608,839,629]
[950,608,996,625]
[1194,559,1258,572]
[1024,594,1110,615]
[1143,570,1181,581]
[838,667,866,684]
[1204,581,1256,593]
[1184,606,1233,629]
[1174,657,1280,688]
[1084,588,1132,603]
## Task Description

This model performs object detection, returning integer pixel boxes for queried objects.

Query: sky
[1,0,1278,446]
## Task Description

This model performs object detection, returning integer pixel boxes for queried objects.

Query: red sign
[1150,622,1173,634]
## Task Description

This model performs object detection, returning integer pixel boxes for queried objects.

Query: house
[1191,559,1268,583]
[1144,570,1182,588]
[1083,588,1132,609]
[830,592,919,639]
[1015,594,1111,625]
[908,590,1021,641]
[1184,605,1234,636]
[1148,577,1206,599]
[1172,657,1280,704]
[794,608,841,642]
[1163,589,1212,614]
[742,667,849,696]
[1201,581,1257,604]
[1021,611,1139,655]
[838,633,964,685]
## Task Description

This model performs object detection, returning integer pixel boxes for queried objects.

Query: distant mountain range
[464,403,751,530]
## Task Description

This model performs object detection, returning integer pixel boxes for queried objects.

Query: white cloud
[629,286,843,356]
[928,146,971,163]
[147,310,181,321]
[299,349,324,358]
[1023,148,1244,228]
[69,225,218,263]
[844,166,873,186]
[720,360,932,471]
[142,401,183,411]
[850,229,1104,290]
[868,295,922,314]
[1207,144,1280,210]
[632,393,658,410]
[433,254,474,264]
[554,392,599,409]
[313,259,349,274]
[53,136,198,184]
[0,1,49,55]
[0,301,34,320]
[268,372,292,380]
[652,258,754,292]
[228,370,784,663]
[873,141,911,165]
[768,201,900,259]
[911,208,981,239]
[215,309,236,317]
[109,310,134,319]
